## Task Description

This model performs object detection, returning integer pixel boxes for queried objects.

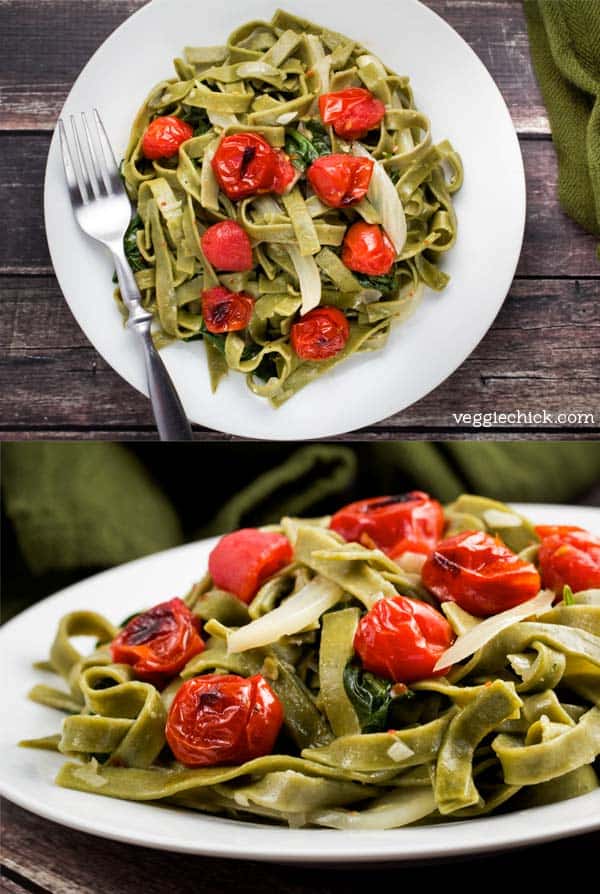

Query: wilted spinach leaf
[123,213,146,272]
[180,106,211,136]
[344,662,409,733]
[308,120,332,156]
[285,121,331,171]
[356,270,399,295]
[285,130,319,169]
[199,319,227,354]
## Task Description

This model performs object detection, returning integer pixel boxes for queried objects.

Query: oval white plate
[1,503,598,863]
[44,0,525,440]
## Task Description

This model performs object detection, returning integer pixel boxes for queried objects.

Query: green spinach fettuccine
[117,9,462,405]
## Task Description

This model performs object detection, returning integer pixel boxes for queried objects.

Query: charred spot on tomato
[125,607,176,645]
[240,145,256,176]
[431,551,461,575]
[363,495,415,511]
[211,300,233,326]
[197,690,223,711]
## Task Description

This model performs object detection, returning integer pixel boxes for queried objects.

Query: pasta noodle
[22,495,600,829]
[117,10,463,404]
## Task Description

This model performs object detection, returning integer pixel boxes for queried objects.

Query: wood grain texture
[1,133,598,277]
[0,0,546,134]
[2,799,600,894]
[1,277,599,436]
[0,873,32,894]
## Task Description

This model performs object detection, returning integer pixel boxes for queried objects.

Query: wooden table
[1,0,599,441]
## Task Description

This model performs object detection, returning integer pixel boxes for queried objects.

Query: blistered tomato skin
[290,307,350,361]
[201,286,254,333]
[319,88,386,140]
[211,133,294,200]
[307,155,373,208]
[330,492,444,557]
[354,595,454,683]
[536,526,600,594]
[200,221,253,272]
[342,222,396,276]
[165,674,284,767]
[208,529,293,603]
[110,597,204,683]
[422,530,541,618]
[142,116,194,160]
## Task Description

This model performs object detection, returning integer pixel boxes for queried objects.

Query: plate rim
[43,0,526,440]
[1,502,599,863]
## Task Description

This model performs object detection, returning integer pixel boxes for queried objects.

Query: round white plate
[44,0,525,440]
[1,503,598,863]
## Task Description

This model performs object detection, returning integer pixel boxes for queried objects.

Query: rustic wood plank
[1,277,598,436]
[2,798,600,894]
[0,872,35,894]
[1,133,597,277]
[0,0,546,134]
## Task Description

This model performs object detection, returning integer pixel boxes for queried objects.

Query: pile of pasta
[118,9,462,404]
[24,496,600,829]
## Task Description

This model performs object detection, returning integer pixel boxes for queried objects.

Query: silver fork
[58,110,193,441]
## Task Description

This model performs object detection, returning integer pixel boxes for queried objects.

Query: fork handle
[112,247,193,441]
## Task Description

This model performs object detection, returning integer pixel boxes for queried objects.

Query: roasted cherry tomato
[110,597,204,683]
[535,525,584,539]
[202,286,254,334]
[208,528,293,603]
[142,116,194,160]
[319,88,386,140]
[211,133,293,200]
[201,221,253,272]
[290,306,350,361]
[307,154,373,208]
[271,149,296,194]
[330,492,444,557]
[342,222,396,275]
[422,530,541,617]
[536,525,600,594]
[354,595,454,683]
[166,674,284,767]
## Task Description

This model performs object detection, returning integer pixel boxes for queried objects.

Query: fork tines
[58,110,122,207]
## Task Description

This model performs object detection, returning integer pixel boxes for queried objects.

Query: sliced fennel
[227,575,343,653]
[352,143,407,255]
[434,590,556,671]
[287,245,322,315]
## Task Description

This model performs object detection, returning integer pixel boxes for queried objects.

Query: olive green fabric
[524,0,600,243]
[2,443,182,575]
[370,442,600,504]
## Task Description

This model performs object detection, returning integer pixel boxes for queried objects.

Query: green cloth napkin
[524,0,600,241]
[369,442,600,504]
[2,443,182,575]
[3,443,599,584]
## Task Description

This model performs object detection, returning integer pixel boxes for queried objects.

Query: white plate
[44,0,525,440]
[1,503,598,863]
